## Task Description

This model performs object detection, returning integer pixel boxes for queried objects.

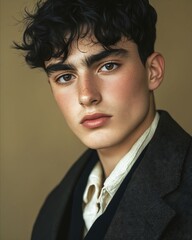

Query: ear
[146,52,165,91]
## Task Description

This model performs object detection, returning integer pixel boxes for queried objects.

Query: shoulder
[38,148,94,208]
[31,149,95,239]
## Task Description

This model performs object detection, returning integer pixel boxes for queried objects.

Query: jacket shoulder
[31,149,94,240]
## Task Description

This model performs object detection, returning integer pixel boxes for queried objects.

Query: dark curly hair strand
[14,0,157,69]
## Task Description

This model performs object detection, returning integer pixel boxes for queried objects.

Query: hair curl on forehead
[14,0,157,69]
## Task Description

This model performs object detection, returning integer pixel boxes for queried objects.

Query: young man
[15,0,192,239]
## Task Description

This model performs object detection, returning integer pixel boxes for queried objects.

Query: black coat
[31,111,192,240]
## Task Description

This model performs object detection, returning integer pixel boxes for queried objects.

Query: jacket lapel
[56,149,97,239]
[104,111,191,240]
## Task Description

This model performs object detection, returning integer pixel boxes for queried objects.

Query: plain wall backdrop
[0,0,192,239]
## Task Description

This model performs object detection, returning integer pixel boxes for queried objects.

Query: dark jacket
[31,111,192,240]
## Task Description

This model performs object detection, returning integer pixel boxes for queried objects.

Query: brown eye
[56,74,74,84]
[100,62,119,72]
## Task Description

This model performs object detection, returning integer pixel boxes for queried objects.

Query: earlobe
[146,52,165,91]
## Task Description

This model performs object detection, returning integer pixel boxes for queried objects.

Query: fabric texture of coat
[31,111,192,240]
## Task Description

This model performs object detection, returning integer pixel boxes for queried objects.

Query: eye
[56,74,75,84]
[99,62,119,72]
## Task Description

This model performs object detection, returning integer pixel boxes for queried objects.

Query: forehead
[44,36,96,67]
[69,35,137,55]
[45,36,137,68]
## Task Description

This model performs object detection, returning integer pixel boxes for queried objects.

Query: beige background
[0,0,192,239]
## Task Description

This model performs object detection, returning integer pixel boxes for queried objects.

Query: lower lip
[82,116,111,129]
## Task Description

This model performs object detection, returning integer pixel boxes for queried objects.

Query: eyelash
[55,74,74,85]
[99,62,120,72]
[53,62,120,85]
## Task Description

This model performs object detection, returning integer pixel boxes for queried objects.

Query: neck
[97,108,156,178]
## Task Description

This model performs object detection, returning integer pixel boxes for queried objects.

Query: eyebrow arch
[45,63,76,77]
[84,48,129,67]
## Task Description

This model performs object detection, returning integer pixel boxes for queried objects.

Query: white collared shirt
[83,113,160,234]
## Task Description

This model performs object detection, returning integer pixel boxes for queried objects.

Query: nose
[78,74,102,107]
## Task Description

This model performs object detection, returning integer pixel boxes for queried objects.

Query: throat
[97,145,132,178]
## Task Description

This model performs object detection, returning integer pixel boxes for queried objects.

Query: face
[45,37,163,156]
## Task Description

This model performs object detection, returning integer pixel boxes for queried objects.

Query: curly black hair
[14,0,157,69]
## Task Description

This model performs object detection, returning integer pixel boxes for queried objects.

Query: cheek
[54,91,65,108]
[53,91,76,120]
[105,73,148,105]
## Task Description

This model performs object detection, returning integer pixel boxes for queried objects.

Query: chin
[83,143,106,150]
[81,137,118,150]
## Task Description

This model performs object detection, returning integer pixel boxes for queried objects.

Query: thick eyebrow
[84,48,129,67]
[45,48,128,76]
[45,63,76,77]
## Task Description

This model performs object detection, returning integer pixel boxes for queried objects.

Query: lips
[80,113,112,129]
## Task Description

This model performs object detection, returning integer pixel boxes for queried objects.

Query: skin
[45,36,164,177]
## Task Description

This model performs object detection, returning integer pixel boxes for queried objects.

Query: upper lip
[80,113,112,124]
